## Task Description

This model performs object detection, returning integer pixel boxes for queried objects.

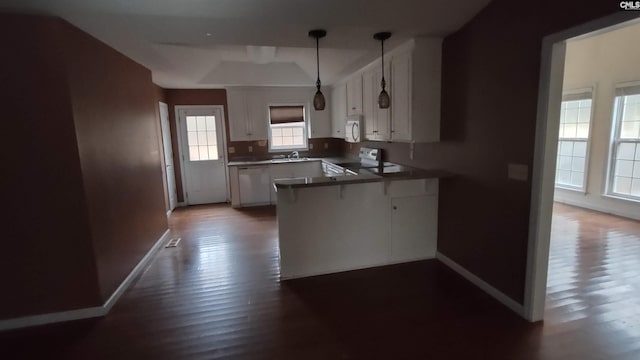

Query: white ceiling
[0,0,492,88]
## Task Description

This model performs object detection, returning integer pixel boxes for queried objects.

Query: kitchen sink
[270,157,310,163]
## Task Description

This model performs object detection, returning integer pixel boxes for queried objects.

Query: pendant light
[309,29,327,111]
[374,32,391,109]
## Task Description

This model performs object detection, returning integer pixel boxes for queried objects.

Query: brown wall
[63,22,168,300]
[0,15,102,318]
[353,0,618,303]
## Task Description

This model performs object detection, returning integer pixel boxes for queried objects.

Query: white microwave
[345,116,362,143]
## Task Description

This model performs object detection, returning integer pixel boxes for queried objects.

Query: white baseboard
[436,252,525,317]
[0,229,171,331]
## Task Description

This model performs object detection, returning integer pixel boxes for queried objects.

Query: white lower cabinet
[238,166,271,206]
[229,161,323,207]
[390,195,438,262]
[269,161,322,204]
[277,178,439,278]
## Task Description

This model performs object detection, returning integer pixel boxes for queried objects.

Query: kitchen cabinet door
[269,163,296,204]
[227,90,250,141]
[246,90,268,140]
[292,161,323,178]
[238,167,271,206]
[390,195,437,262]
[346,74,363,116]
[362,69,377,140]
[390,52,412,142]
[374,65,391,141]
[331,83,347,138]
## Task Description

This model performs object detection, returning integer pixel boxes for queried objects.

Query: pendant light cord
[381,40,386,90]
[316,36,321,89]
[381,38,386,90]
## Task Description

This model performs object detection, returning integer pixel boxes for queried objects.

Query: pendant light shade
[374,32,392,109]
[313,88,326,110]
[309,29,327,111]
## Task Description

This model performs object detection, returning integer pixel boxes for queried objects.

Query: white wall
[554,23,640,220]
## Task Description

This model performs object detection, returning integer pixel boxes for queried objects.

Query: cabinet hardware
[393,206,397,210]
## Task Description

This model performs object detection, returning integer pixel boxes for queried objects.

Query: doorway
[526,13,640,322]
[176,106,229,205]
[159,102,178,211]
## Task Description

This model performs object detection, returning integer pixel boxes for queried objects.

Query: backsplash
[227,137,345,160]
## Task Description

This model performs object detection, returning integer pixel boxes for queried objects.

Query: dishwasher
[238,166,271,206]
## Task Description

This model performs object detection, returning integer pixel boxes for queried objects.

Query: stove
[334,147,382,170]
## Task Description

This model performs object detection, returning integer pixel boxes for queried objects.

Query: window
[268,105,308,151]
[186,115,219,161]
[555,91,593,190]
[608,85,640,199]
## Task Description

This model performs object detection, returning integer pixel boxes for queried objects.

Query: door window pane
[185,115,219,161]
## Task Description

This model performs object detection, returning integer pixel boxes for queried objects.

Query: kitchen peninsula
[275,158,449,279]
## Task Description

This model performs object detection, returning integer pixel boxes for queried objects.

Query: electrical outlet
[309,143,314,150]
[248,146,253,153]
[324,143,328,149]
[228,146,235,154]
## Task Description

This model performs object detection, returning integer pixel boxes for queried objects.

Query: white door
[178,107,228,205]
[159,102,177,211]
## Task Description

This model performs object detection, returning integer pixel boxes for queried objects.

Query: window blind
[269,106,304,124]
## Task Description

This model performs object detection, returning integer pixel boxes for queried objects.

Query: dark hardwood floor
[1,203,640,359]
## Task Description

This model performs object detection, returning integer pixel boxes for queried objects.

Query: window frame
[554,88,595,192]
[267,103,309,152]
[606,82,640,202]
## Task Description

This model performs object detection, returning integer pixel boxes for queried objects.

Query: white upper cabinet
[331,83,347,138]
[346,74,363,116]
[228,88,267,141]
[390,51,412,142]
[335,37,442,143]
[227,89,253,141]
[227,87,331,141]
[391,38,442,143]
[246,89,269,140]
[363,64,391,141]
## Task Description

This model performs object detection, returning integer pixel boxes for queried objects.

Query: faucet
[288,151,300,160]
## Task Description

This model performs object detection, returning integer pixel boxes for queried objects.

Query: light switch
[508,163,528,181]
[324,143,328,149]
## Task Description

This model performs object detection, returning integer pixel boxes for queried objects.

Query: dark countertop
[226,155,452,189]
[227,157,356,167]
[274,168,452,190]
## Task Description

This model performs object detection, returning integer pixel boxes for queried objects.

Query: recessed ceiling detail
[1,0,492,88]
